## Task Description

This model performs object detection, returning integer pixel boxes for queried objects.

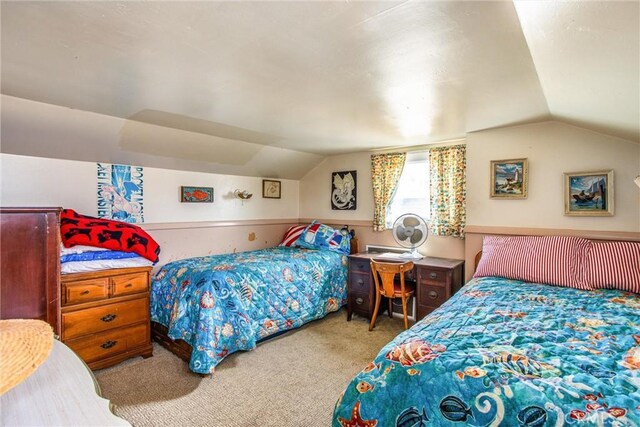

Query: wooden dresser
[347,252,464,323]
[0,207,61,334]
[60,267,153,369]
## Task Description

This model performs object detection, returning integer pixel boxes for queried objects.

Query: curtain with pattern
[429,144,466,238]
[371,152,407,231]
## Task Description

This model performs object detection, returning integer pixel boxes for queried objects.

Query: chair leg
[369,290,381,331]
[387,298,393,318]
[401,295,409,330]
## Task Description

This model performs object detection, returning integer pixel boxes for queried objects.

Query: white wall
[0,154,299,223]
[0,153,300,267]
[466,121,640,231]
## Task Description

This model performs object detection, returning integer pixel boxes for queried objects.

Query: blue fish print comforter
[151,247,348,373]
[333,277,640,427]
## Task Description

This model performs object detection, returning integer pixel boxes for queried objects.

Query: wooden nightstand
[60,267,153,370]
[347,252,464,323]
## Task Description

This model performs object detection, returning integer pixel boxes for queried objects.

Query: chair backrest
[370,259,414,297]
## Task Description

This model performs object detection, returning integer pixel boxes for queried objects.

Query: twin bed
[332,276,639,426]
[333,235,639,426]
[150,245,349,374]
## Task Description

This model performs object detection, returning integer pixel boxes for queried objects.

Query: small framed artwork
[331,170,357,210]
[262,180,281,199]
[180,186,214,203]
[490,158,528,199]
[564,170,614,216]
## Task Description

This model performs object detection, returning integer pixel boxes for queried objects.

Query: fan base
[397,250,424,260]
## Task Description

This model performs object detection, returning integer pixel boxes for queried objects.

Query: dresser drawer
[349,273,370,294]
[419,268,449,285]
[63,278,109,305]
[65,323,148,363]
[112,272,148,297]
[349,259,370,274]
[418,283,448,308]
[62,297,148,340]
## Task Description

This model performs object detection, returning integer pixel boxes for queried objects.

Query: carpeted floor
[95,309,404,427]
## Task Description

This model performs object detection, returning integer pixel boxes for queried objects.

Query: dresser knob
[429,272,438,280]
[357,279,364,286]
[101,340,117,349]
[355,297,364,305]
[124,283,133,288]
[101,314,117,322]
[80,290,90,295]
[428,291,438,299]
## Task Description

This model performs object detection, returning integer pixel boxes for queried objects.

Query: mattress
[333,276,640,426]
[151,246,348,373]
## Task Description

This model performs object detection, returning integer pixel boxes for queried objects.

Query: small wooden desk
[0,339,130,426]
[347,252,464,322]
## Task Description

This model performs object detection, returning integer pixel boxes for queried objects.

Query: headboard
[464,225,640,282]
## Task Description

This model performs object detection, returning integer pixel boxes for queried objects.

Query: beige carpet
[95,309,404,427]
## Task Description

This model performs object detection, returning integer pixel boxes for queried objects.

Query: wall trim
[465,225,640,241]
[298,218,373,227]
[141,218,299,231]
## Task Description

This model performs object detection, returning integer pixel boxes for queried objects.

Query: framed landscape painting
[564,170,614,216]
[490,158,528,199]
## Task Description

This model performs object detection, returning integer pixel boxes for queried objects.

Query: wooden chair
[369,259,415,331]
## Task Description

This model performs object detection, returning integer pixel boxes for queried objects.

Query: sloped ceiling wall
[0,1,638,178]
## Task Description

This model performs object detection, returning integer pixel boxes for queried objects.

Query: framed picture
[564,170,614,216]
[262,180,281,199]
[490,158,528,199]
[331,170,357,210]
[180,186,214,203]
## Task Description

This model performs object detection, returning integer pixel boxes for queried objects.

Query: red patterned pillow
[60,209,160,262]
[588,241,640,293]
[279,224,307,247]
[474,235,592,290]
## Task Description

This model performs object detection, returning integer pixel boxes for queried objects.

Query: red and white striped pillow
[588,241,640,293]
[474,235,592,290]
[279,225,307,247]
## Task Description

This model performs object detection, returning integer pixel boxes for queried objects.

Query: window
[385,151,430,228]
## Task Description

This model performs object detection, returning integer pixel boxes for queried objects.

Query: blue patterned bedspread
[151,247,348,373]
[333,277,640,426]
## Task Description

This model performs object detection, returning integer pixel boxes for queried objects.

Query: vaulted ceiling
[1,1,638,163]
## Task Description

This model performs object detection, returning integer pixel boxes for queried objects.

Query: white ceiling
[1,0,638,162]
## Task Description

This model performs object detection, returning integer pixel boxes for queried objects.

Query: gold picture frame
[262,179,281,199]
[564,170,614,216]
[490,158,528,199]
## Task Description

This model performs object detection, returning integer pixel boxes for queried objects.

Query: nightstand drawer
[351,293,370,313]
[349,259,370,274]
[349,273,370,294]
[66,323,148,363]
[62,297,148,340]
[418,283,448,307]
[64,279,109,305]
[112,272,148,296]
[419,268,449,285]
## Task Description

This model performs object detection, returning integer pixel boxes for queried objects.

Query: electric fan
[392,213,428,259]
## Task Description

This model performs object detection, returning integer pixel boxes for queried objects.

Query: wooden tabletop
[1,340,130,426]
[350,252,464,269]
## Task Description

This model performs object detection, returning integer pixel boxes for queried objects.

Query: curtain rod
[368,138,466,154]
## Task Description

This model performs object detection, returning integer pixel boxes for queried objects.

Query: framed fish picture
[564,170,614,216]
[331,170,357,210]
[181,186,214,203]
[490,158,528,199]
